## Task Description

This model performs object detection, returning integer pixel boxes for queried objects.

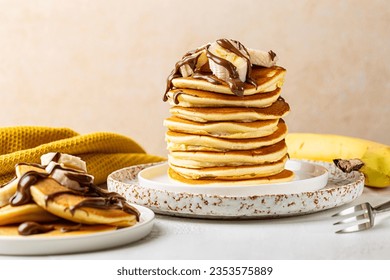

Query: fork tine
[335,221,373,233]
[331,204,366,217]
[333,212,369,226]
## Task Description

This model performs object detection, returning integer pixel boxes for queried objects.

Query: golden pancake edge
[164,116,279,139]
[171,66,286,96]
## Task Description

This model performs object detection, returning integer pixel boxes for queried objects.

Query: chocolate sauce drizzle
[9,154,140,227]
[216,39,258,88]
[10,170,49,206]
[18,221,54,236]
[192,72,223,85]
[206,48,246,96]
[164,38,259,101]
[164,44,210,102]
[17,221,84,235]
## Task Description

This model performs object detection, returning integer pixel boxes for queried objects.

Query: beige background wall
[0,0,389,157]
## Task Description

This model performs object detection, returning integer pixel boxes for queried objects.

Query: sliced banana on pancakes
[0,152,139,236]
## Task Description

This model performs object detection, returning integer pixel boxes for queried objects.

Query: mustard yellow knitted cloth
[0,126,165,185]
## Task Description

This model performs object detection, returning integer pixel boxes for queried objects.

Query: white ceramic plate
[138,160,329,195]
[108,160,365,219]
[0,204,154,256]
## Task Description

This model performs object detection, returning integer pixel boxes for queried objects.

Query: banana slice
[41,152,92,191]
[196,49,208,69]
[41,152,87,172]
[248,49,278,67]
[179,48,209,78]
[45,161,94,191]
[208,40,248,83]
[179,64,194,78]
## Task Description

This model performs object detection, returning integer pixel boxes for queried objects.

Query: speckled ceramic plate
[107,160,365,219]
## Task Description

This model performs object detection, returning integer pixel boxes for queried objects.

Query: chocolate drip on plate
[18,221,55,236]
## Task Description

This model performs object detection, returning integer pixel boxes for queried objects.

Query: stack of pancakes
[164,55,294,185]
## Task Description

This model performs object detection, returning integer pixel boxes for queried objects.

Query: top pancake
[171,66,286,96]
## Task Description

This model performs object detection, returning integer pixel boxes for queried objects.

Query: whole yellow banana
[285,133,390,188]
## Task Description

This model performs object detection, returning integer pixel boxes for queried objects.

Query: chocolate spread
[18,221,54,236]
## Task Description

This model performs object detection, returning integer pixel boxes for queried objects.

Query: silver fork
[332,200,390,233]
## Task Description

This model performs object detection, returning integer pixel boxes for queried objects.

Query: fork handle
[375,200,390,213]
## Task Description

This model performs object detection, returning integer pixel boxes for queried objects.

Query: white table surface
[1,186,389,260]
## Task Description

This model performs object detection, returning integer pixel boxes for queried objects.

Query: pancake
[168,167,294,185]
[0,177,17,207]
[164,116,278,139]
[168,140,287,168]
[170,98,290,122]
[166,87,282,108]
[0,203,58,226]
[169,155,289,180]
[171,66,286,96]
[30,177,138,227]
[0,222,117,237]
[166,120,287,152]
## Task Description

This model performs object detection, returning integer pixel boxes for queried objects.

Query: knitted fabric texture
[0,126,164,185]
